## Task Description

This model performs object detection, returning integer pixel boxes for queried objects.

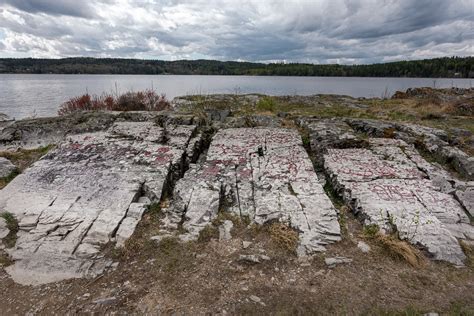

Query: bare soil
[1,209,473,315]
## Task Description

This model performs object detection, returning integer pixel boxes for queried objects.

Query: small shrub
[460,241,474,268]
[323,182,344,208]
[256,96,277,112]
[301,133,311,149]
[198,224,219,243]
[383,127,397,138]
[443,100,474,116]
[58,89,171,115]
[0,169,20,189]
[268,222,299,253]
[363,223,380,238]
[0,212,19,248]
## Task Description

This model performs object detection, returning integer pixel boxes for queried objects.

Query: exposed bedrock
[165,127,341,255]
[0,119,199,285]
[345,118,474,180]
[300,118,473,265]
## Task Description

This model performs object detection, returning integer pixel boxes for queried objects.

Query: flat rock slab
[167,128,341,254]
[324,138,473,265]
[0,120,197,285]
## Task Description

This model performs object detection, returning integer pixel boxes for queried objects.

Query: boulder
[219,220,234,241]
[0,157,16,178]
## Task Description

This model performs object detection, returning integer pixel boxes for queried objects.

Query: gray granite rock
[0,120,198,285]
[0,217,9,239]
[357,241,371,253]
[0,157,16,178]
[298,118,367,154]
[324,138,473,265]
[325,256,353,268]
[455,186,474,217]
[166,128,341,255]
[219,220,234,241]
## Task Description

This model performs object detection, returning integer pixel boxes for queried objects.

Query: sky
[0,0,473,64]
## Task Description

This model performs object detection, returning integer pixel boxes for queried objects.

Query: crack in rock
[167,127,341,254]
[324,137,472,265]
[0,120,198,285]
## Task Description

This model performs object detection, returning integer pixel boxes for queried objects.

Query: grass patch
[268,222,299,254]
[256,96,277,112]
[0,169,20,189]
[0,212,19,248]
[323,181,344,209]
[363,306,424,316]
[0,145,54,172]
[197,224,219,243]
[376,234,426,268]
[156,236,198,274]
[363,224,425,268]
[460,241,474,268]
[147,202,164,222]
[363,224,381,238]
[300,130,311,150]
[0,145,55,189]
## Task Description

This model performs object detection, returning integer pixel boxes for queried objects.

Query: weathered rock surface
[219,220,234,241]
[346,118,474,180]
[0,157,16,178]
[0,119,197,285]
[0,104,472,286]
[0,217,9,239]
[455,185,474,217]
[325,256,353,268]
[324,138,473,265]
[297,118,367,154]
[165,128,341,254]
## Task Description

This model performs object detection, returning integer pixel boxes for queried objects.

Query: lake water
[0,74,472,119]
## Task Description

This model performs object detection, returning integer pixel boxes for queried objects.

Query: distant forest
[0,56,472,78]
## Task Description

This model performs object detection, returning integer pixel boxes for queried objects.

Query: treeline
[0,56,472,78]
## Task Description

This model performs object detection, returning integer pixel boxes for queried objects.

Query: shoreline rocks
[0,93,472,284]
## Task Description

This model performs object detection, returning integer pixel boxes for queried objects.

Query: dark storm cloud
[1,0,95,18]
[0,0,472,62]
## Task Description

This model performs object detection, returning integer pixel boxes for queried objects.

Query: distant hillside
[0,56,472,78]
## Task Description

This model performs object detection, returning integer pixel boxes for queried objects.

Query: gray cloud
[1,0,95,18]
[0,0,472,63]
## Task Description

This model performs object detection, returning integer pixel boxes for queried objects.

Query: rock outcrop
[300,118,473,265]
[0,102,472,285]
[0,119,199,285]
[165,127,341,254]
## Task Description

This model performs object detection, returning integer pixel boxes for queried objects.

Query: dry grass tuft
[268,222,299,253]
[375,233,426,268]
[460,241,474,268]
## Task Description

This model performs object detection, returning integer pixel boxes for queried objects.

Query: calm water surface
[0,74,472,119]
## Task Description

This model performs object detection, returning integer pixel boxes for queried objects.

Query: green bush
[256,96,277,112]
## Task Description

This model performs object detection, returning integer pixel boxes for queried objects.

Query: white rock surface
[167,128,341,255]
[0,217,9,239]
[324,138,473,265]
[219,220,234,241]
[357,241,371,253]
[0,120,197,285]
[325,256,353,268]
